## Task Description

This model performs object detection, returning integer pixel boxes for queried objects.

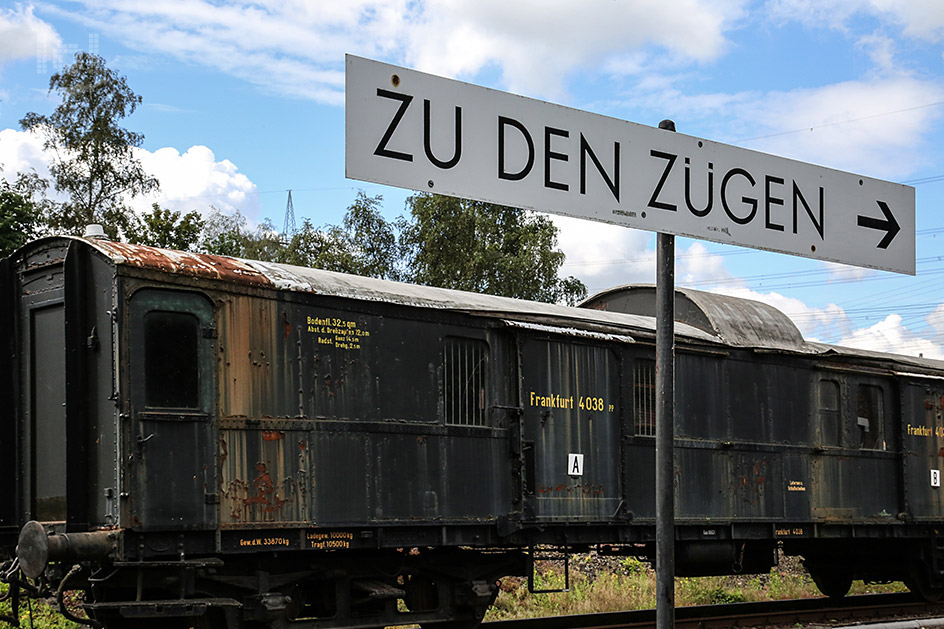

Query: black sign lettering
[858,200,900,249]
[579,134,619,202]
[765,174,785,232]
[544,126,569,191]
[498,116,534,181]
[373,89,414,162]
[793,182,825,239]
[684,157,713,217]
[648,150,677,211]
[721,167,757,225]
[424,99,462,169]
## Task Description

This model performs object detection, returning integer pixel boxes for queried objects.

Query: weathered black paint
[4,236,944,627]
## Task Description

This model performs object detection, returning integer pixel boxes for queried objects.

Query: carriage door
[129,289,216,530]
[520,337,622,522]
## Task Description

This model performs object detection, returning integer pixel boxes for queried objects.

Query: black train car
[2,235,944,628]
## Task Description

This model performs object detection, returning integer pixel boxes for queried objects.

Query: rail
[484,593,944,629]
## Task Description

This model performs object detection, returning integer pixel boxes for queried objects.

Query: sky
[2,0,944,358]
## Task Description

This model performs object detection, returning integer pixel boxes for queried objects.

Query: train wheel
[808,566,853,599]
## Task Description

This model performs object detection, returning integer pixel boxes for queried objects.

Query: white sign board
[567,453,584,477]
[346,55,915,275]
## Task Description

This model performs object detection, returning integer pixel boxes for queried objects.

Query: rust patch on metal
[262,430,285,441]
[91,241,273,287]
[242,462,289,514]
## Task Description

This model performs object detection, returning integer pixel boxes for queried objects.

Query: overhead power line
[731,100,944,144]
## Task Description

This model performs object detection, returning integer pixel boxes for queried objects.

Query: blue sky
[2,0,944,357]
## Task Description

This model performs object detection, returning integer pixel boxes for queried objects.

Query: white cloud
[0,128,51,180]
[769,0,944,42]
[0,4,61,68]
[926,302,944,335]
[703,285,944,359]
[0,128,259,219]
[836,313,944,359]
[620,74,944,180]
[135,145,259,217]
[553,202,941,358]
[856,32,899,76]
[733,77,944,178]
[677,241,736,287]
[555,218,738,299]
[819,260,877,282]
[553,214,655,294]
[45,0,747,103]
[403,0,747,99]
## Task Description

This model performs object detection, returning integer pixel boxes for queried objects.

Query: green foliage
[203,192,585,305]
[20,52,158,240]
[200,206,253,257]
[486,552,909,622]
[0,582,81,628]
[0,170,48,257]
[200,207,282,260]
[401,193,587,305]
[126,203,204,251]
[677,577,746,605]
[12,54,584,305]
[282,193,403,279]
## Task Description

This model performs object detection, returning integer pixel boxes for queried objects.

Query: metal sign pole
[655,120,676,629]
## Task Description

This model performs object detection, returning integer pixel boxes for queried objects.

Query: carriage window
[857,384,884,450]
[818,379,841,447]
[144,311,199,408]
[634,359,656,436]
[444,337,489,426]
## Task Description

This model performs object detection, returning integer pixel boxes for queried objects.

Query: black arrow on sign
[857,201,900,249]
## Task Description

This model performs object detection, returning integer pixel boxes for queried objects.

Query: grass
[0,585,81,629]
[485,553,908,621]
[0,554,909,627]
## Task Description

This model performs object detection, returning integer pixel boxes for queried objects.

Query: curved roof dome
[580,285,808,352]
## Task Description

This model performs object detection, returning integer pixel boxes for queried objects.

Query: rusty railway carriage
[3,235,944,627]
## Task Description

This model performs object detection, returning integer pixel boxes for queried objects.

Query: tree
[197,193,586,306]
[284,193,402,279]
[201,206,252,257]
[400,193,587,305]
[0,169,53,257]
[20,52,158,240]
[200,207,284,261]
[126,203,204,251]
[202,194,403,279]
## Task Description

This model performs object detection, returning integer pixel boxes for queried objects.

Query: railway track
[485,593,944,629]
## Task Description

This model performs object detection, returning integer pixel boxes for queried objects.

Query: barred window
[857,384,884,450]
[634,359,656,436]
[444,337,489,426]
[818,379,841,447]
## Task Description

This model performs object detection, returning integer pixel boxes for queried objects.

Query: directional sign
[346,55,915,275]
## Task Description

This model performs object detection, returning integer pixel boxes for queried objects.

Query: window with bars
[633,359,656,436]
[444,337,489,426]
[818,379,841,447]
[857,384,885,450]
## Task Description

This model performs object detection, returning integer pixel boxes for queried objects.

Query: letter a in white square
[568,453,584,477]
